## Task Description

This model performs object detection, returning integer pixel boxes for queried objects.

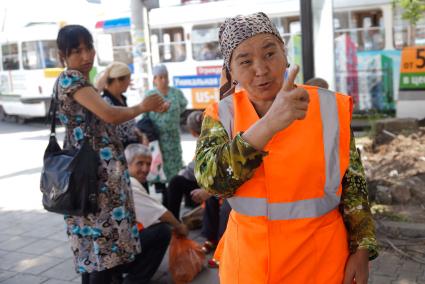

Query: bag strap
[49,79,94,139]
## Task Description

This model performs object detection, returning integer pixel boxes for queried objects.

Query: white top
[130,177,167,228]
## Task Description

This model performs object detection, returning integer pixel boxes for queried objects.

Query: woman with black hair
[54,25,168,284]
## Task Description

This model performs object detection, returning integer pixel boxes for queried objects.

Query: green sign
[399,72,425,89]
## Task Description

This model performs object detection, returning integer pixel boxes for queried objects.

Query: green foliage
[393,0,425,25]
[371,204,410,222]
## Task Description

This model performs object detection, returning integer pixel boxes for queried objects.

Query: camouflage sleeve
[194,115,267,197]
[341,132,378,260]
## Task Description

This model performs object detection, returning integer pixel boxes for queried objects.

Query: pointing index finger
[282,64,299,92]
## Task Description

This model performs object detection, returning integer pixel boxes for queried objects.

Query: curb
[377,220,425,238]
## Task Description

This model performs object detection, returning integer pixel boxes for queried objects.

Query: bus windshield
[22,40,61,69]
[1,43,19,70]
[192,24,222,61]
[151,27,186,63]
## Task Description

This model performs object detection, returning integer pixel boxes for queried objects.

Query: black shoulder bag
[40,94,100,216]
[136,113,159,142]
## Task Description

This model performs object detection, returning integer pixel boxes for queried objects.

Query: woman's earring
[232,80,238,85]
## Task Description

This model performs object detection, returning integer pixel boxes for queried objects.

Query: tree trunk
[408,23,417,46]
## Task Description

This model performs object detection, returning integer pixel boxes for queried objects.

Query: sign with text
[173,75,220,89]
[191,88,219,109]
[399,46,425,90]
[196,66,222,75]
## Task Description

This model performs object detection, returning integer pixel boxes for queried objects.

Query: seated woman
[124,143,188,283]
[167,111,205,219]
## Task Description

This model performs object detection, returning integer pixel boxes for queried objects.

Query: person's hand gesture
[174,223,189,237]
[343,249,369,284]
[191,188,211,203]
[139,94,169,113]
[264,65,310,134]
[134,128,149,145]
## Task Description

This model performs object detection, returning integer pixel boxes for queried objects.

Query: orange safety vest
[205,85,353,284]
[136,222,144,231]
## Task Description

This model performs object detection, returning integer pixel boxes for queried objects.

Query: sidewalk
[0,207,219,284]
[0,206,424,284]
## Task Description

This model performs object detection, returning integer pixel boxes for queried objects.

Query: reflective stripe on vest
[218,88,342,220]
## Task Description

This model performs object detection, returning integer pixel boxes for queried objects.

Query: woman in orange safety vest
[194,12,378,284]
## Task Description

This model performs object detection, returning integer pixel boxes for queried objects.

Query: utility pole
[312,0,335,89]
[300,0,335,88]
[130,0,159,98]
[300,0,314,82]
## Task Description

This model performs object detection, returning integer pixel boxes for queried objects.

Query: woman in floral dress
[55,25,168,284]
[145,64,188,204]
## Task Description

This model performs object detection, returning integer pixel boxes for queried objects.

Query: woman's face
[110,75,131,93]
[64,41,95,75]
[229,34,287,102]
[154,74,169,90]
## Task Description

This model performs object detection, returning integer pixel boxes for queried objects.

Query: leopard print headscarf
[219,12,284,72]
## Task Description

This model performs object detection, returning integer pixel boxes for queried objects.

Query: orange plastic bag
[169,233,206,284]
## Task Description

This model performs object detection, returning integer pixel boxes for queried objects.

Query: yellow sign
[399,46,425,90]
[400,46,425,73]
[44,68,64,78]
[191,88,219,109]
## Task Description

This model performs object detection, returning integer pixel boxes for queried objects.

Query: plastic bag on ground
[169,233,206,284]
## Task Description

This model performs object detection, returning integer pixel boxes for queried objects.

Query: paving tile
[0,233,15,244]
[0,252,34,270]
[399,261,422,273]
[0,270,17,282]
[0,273,48,284]
[44,244,72,259]
[18,239,67,255]
[0,225,31,236]
[379,251,404,266]
[45,231,68,242]
[9,254,63,274]
[43,280,75,284]
[40,259,78,281]
[191,268,219,284]
[0,250,9,259]
[391,279,418,284]
[369,275,396,284]
[0,236,39,251]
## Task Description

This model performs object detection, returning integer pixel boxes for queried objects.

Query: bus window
[41,41,61,68]
[22,41,42,69]
[334,10,384,51]
[151,27,186,63]
[111,31,133,65]
[271,16,301,44]
[96,34,114,66]
[192,24,222,61]
[393,6,425,48]
[1,43,19,70]
[22,40,60,70]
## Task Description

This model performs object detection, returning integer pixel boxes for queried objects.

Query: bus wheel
[16,116,26,124]
[0,106,6,121]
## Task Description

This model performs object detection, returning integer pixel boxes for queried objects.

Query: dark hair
[305,77,329,89]
[186,111,204,135]
[56,25,93,58]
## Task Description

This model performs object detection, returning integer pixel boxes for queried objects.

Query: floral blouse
[56,70,141,273]
[195,116,378,260]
